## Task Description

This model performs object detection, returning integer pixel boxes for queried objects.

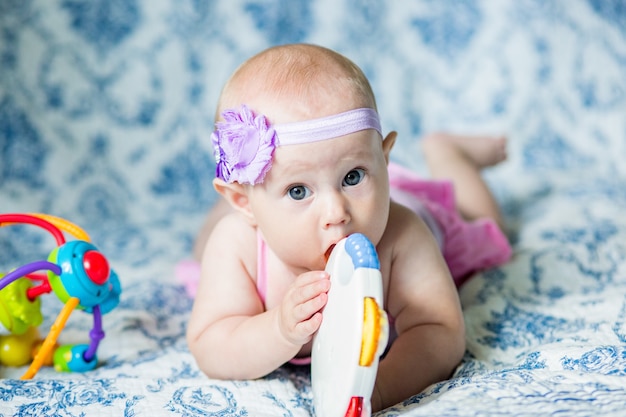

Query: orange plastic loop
[20,297,79,380]
[30,213,91,242]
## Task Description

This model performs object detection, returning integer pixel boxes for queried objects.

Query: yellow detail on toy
[360,297,386,367]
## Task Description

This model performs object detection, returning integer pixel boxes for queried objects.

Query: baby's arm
[186,214,330,379]
[373,204,466,411]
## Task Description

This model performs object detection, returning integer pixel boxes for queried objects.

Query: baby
[185,43,511,412]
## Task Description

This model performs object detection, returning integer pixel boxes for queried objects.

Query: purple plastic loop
[0,261,61,291]
[83,305,104,361]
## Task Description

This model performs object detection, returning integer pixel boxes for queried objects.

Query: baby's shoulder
[378,201,438,255]
[207,212,257,256]
[385,201,432,236]
[379,202,450,291]
[214,211,255,234]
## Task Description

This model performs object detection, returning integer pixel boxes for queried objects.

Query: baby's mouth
[324,244,336,263]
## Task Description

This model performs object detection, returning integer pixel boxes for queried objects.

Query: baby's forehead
[272,130,382,166]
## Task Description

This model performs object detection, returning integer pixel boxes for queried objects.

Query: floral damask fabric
[1,0,626,416]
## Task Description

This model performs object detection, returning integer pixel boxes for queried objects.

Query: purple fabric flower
[211,105,277,185]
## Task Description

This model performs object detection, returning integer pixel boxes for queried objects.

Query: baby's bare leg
[421,132,507,229]
[193,198,233,260]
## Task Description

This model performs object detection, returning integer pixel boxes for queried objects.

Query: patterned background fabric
[1,0,626,415]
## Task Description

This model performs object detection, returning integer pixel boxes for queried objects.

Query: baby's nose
[322,191,350,229]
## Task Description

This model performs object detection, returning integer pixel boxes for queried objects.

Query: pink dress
[387,162,511,286]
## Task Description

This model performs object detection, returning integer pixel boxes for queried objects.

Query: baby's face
[248,129,390,272]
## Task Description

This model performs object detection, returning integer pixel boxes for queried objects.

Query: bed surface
[2,0,626,415]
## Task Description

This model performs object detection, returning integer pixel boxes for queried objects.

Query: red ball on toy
[83,250,110,285]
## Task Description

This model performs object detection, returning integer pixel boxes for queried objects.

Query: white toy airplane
[311,233,389,417]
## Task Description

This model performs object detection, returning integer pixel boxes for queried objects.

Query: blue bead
[53,344,97,372]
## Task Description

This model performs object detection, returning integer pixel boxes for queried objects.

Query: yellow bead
[0,333,33,366]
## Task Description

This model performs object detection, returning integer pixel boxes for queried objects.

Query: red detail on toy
[0,214,66,246]
[82,251,110,285]
[345,396,363,417]
[27,280,53,301]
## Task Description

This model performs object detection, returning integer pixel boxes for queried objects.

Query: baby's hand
[277,271,330,347]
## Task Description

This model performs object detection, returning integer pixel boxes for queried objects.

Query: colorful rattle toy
[311,233,389,417]
[0,213,121,379]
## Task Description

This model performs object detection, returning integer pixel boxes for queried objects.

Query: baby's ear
[213,178,255,224]
[382,131,397,164]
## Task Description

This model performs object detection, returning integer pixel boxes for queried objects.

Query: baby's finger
[293,311,323,339]
[289,272,330,305]
[292,290,328,323]
[278,293,327,346]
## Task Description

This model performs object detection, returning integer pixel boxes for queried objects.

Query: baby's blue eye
[288,185,310,200]
[343,169,365,186]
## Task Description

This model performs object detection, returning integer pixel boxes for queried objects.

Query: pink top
[256,231,311,365]
[256,231,269,303]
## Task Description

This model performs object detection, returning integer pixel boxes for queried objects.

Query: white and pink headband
[212,105,382,184]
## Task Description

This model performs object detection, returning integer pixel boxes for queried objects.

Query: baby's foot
[423,133,507,169]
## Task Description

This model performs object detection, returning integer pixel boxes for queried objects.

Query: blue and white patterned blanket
[2,0,626,415]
